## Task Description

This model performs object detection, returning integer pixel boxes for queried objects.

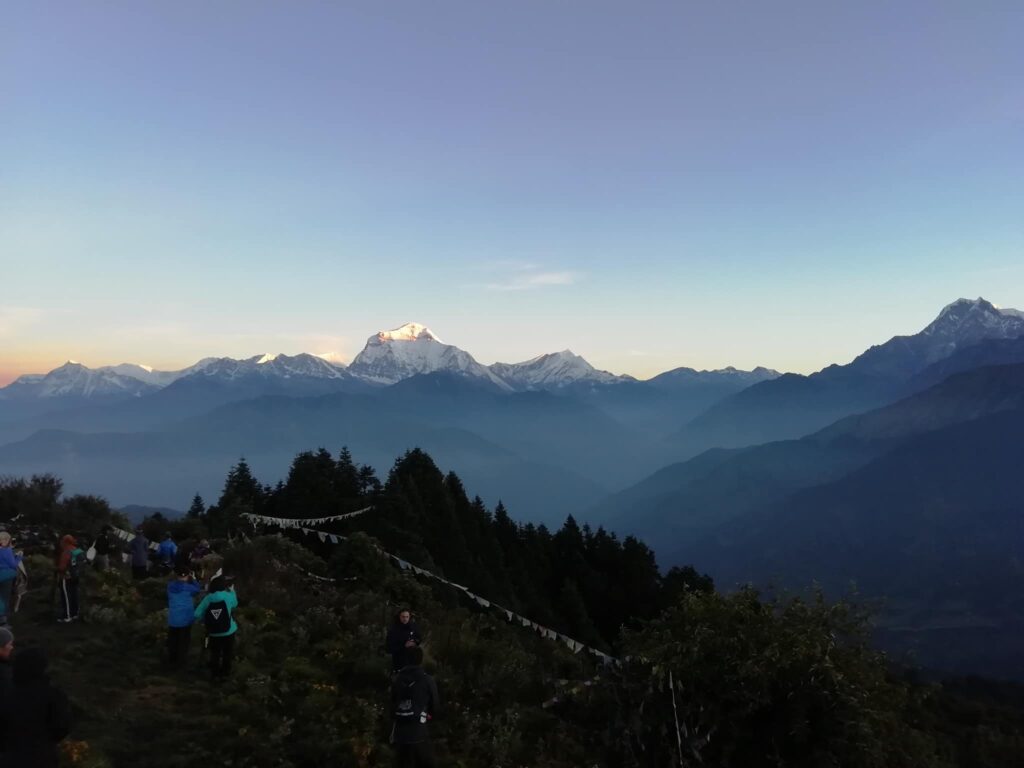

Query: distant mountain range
[674,298,1024,456]
[0,321,775,403]
[594,361,1024,678]
[2,296,1024,678]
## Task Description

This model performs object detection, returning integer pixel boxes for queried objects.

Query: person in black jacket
[0,647,72,768]
[385,608,422,673]
[390,646,439,768]
[93,525,114,571]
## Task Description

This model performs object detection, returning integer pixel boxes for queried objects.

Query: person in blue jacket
[166,568,201,669]
[0,532,23,626]
[194,575,238,681]
[157,533,178,571]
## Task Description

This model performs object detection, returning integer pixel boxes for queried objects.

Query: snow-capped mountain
[844,297,1024,379]
[647,365,780,390]
[0,362,159,400]
[99,363,194,387]
[178,353,350,383]
[490,350,632,390]
[0,354,353,402]
[347,323,511,389]
[8,300,1019,402]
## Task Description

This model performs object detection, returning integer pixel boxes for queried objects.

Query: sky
[2,1,1022,385]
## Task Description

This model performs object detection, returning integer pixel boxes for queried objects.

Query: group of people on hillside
[166,569,239,680]
[100,526,212,581]
[386,608,440,768]
[44,525,239,679]
[1,521,441,767]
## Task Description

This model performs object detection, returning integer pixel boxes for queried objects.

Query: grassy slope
[10,539,601,768]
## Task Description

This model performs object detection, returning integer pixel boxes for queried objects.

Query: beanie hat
[0,627,13,647]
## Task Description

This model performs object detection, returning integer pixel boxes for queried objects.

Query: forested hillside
[1,449,1022,767]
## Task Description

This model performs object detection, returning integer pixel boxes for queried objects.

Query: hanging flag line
[245,515,619,666]
[243,507,373,528]
[110,526,161,552]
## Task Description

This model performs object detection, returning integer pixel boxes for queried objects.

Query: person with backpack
[56,535,84,623]
[166,568,202,670]
[193,575,238,681]
[386,608,423,673]
[390,646,440,768]
[128,527,150,580]
[0,531,23,626]
[0,647,72,768]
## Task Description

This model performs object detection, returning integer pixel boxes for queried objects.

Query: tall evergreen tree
[187,493,206,519]
[206,457,265,537]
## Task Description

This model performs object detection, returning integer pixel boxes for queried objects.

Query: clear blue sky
[3,1,1022,383]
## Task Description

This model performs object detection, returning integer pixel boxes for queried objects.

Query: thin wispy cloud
[483,269,580,292]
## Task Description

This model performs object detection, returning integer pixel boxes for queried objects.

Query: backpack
[67,549,86,578]
[203,598,231,635]
[393,669,431,723]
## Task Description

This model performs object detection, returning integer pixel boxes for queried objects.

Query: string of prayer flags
[110,525,161,551]
[243,514,620,665]
[243,507,373,528]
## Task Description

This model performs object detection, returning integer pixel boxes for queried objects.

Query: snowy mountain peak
[254,353,279,365]
[924,297,1023,338]
[375,323,442,344]
[349,325,507,388]
[490,350,629,390]
[845,297,1024,379]
[2,361,159,399]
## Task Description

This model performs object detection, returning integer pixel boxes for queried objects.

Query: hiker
[12,559,28,615]
[0,627,13,699]
[0,531,23,626]
[158,533,178,572]
[390,646,440,768]
[173,539,193,573]
[56,535,85,623]
[128,526,150,580]
[386,609,423,673]
[189,539,212,578]
[194,575,238,681]
[167,567,202,669]
[92,525,115,571]
[0,647,72,768]
[191,539,212,561]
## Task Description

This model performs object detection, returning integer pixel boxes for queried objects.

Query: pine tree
[206,457,265,537]
[187,494,206,519]
[280,449,340,518]
[335,446,362,500]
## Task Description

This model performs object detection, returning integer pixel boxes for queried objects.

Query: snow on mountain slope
[1,362,159,399]
[490,350,630,390]
[844,297,1024,379]
[100,363,190,387]
[348,323,510,388]
[177,353,351,382]
[647,365,780,389]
